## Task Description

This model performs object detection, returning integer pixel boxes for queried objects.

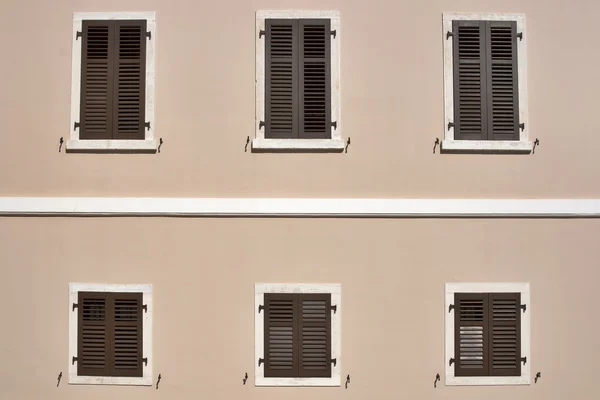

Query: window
[67,12,156,152]
[442,13,532,153]
[255,283,341,386]
[254,11,343,151]
[68,283,152,385]
[445,283,530,385]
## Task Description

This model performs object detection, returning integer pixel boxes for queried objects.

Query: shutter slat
[80,21,114,140]
[298,294,331,377]
[265,20,298,139]
[113,20,146,140]
[453,20,487,140]
[78,292,110,376]
[299,20,331,139]
[489,293,521,376]
[485,21,520,140]
[454,293,489,376]
[264,293,298,377]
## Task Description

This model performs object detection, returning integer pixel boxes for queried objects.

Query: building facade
[1,0,599,399]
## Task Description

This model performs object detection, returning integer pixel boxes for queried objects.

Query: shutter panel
[298,293,331,377]
[485,21,520,140]
[78,292,110,376]
[299,19,331,139]
[113,20,146,140]
[111,292,143,377]
[265,19,299,139]
[80,21,115,140]
[489,293,521,376]
[454,293,489,376]
[453,20,487,141]
[264,293,298,377]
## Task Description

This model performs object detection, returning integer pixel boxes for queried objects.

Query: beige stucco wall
[0,0,599,198]
[0,217,598,399]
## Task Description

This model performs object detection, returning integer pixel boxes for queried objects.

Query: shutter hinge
[74,122,80,131]
[517,32,523,41]
[449,358,455,366]
[72,356,78,365]
[446,31,454,39]
[76,31,83,40]
[145,122,151,130]
[331,30,337,38]
[259,121,265,130]
[521,357,527,365]
[448,304,455,313]
[331,305,337,314]
[331,358,337,367]
[447,122,455,131]
[143,357,148,366]
[72,303,78,311]
[259,30,265,38]
[142,304,147,313]
[145,31,152,40]
[332,121,337,130]
[519,123,525,131]
[258,305,264,313]
[520,304,527,313]
[258,358,264,366]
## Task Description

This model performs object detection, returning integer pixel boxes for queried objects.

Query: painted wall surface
[0,217,599,399]
[0,0,599,198]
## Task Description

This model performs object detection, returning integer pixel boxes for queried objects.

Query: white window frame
[255,283,341,386]
[254,11,343,151]
[442,13,531,153]
[68,283,153,386]
[67,12,156,152]
[445,282,530,386]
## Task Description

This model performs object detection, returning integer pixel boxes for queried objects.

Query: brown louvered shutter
[78,292,110,376]
[454,293,489,376]
[298,293,331,377]
[485,21,520,141]
[299,20,331,139]
[111,293,143,377]
[264,293,298,377]
[113,20,146,140]
[453,21,487,141]
[489,293,521,376]
[80,21,115,140]
[265,19,298,139]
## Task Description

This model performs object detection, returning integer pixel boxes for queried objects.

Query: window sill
[441,140,533,154]
[66,140,157,153]
[446,375,530,386]
[68,375,152,386]
[252,138,345,152]
[255,377,340,387]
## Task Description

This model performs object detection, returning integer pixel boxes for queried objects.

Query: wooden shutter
[80,21,115,140]
[452,20,487,141]
[298,293,331,377]
[113,20,146,140]
[485,21,520,141]
[78,292,110,376]
[489,293,521,376]
[454,293,489,376]
[264,293,332,378]
[265,19,299,139]
[453,20,520,141]
[264,293,298,377]
[77,292,143,378]
[111,293,143,377]
[299,20,331,139]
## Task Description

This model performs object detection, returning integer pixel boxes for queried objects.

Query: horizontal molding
[0,198,599,217]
